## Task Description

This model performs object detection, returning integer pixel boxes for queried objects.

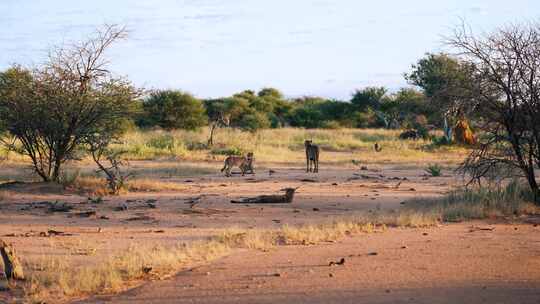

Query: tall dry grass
[61,174,189,196]
[214,217,386,250]
[404,180,540,222]
[24,241,230,303]
[0,190,13,201]
[112,127,470,165]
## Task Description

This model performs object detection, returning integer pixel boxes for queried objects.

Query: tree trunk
[534,188,540,205]
[524,168,540,205]
[207,123,217,147]
[0,240,25,281]
[52,159,62,182]
[527,176,540,206]
[28,155,51,182]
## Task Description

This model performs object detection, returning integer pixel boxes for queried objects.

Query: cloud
[288,29,315,36]
[469,6,488,15]
[184,13,232,21]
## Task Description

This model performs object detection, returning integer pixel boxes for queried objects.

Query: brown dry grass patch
[215,218,386,250]
[24,241,229,303]
[66,175,186,196]
[126,178,186,192]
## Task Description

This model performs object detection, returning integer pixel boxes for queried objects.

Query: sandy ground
[1,162,539,303]
[79,222,540,304]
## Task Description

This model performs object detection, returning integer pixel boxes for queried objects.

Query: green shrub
[211,147,243,156]
[322,120,342,129]
[147,134,177,150]
[144,134,188,157]
[431,136,452,146]
[142,90,207,130]
[186,142,208,151]
[289,103,326,128]
[237,111,271,132]
[425,164,442,176]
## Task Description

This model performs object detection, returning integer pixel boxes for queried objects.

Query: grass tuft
[126,179,186,192]
[0,190,14,201]
[215,219,385,250]
[425,163,442,176]
[66,175,186,195]
[25,241,230,302]
[404,180,540,222]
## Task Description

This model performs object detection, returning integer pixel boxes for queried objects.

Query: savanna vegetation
[1,20,540,304]
[1,22,539,200]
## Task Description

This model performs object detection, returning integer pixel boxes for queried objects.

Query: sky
[1,1,539,100]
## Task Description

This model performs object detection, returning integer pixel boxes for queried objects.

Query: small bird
[374,143,382,152]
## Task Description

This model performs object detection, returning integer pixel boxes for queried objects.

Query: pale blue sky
[1,1,539,99]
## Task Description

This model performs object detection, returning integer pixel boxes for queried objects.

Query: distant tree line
[135,82,450,132]
[133,52,475,134]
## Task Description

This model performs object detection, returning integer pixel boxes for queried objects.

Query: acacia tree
[448,23,540,203]
[0,25,139,182]
[204,98,232,147]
